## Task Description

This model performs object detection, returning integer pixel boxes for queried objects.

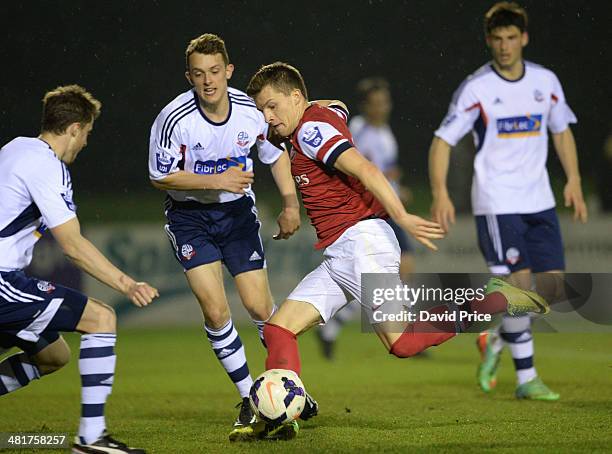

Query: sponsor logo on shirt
[156,153,175,173]
[496,114,542,138]
[237,131,250,147]
[37,280,56,293]
[193,156,247,175]
[302,126,323,148]
[493,97,503,105]
[181,244,196,260]
[192,142,204,151]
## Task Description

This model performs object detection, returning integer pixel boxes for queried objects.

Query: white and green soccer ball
[249,369,306,424]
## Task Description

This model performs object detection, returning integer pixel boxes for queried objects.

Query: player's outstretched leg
[72,299,145,454]
[385,277,549,358]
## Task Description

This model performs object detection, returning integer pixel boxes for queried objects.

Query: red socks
[263,323,301,376]
[469,291,508,315]
[389,305,456,358]
[389,292,509,359]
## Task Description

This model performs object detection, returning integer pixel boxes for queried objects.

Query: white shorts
[287,219,401,323]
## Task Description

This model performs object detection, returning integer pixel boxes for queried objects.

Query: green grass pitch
[1,325,610,453]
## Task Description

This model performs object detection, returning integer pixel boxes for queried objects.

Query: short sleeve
[434,81,481,146]
[297,121,353,168]
[548,72,577,134]
[26,161,76,229]
[148,111,185,181]
[256,122,283,165]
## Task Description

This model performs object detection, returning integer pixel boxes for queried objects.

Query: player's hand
[274,206,300,240]
[126,282,159,307]
[397,214,445,251]
[215,167,254,194]
[564,179,588,223]
[430,194,455,232]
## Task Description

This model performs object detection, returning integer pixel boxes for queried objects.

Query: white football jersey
[349,115,400,193]
[435,61,577,215]
[149,87,282,204]
[0,137,76,271]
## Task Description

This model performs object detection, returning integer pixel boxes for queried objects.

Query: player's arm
[150,169,254,194]
[269,151,301,240]
[428,136,455,232]
[334,148,444,251]
[148,111,253,193]
[50,217,159,307]
[552,127,588,222]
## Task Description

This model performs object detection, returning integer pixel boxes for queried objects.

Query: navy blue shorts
[0,271,87,355]
[475,208,565,274]
[164,195,266,276]
[386,219,414,253]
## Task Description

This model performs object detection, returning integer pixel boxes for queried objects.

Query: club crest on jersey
[37,281,55,293]
[237,131,250,147]
[302,126,323,148]
[61,192,77,212]
[181,244,196,260]
[156,153,175,173]
[496,114,542,138]
[533,89,544,102]
[505,247,521,265]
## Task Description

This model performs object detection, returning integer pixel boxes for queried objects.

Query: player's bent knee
[202,306,231,329]
[79,298,117,334]
[247,303,273,322]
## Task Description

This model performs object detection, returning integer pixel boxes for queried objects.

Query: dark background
[1,0,610,213]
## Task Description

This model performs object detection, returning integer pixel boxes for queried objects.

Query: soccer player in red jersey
[245,62,550,438]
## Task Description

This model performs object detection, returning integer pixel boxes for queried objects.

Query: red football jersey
[289,104,387,249]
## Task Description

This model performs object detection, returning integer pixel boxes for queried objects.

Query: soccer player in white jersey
[148,34,300,440]
[317,77,415,360]
[0,85,158,453]
[429,2,587,400]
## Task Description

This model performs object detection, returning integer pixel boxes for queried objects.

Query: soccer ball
[249,369,306,424]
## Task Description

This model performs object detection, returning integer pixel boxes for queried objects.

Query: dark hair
[356,77,390,104]
[185,33,230,69]
[41,85,101,134]
[246,62,308,100]
[484,2,528,34]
